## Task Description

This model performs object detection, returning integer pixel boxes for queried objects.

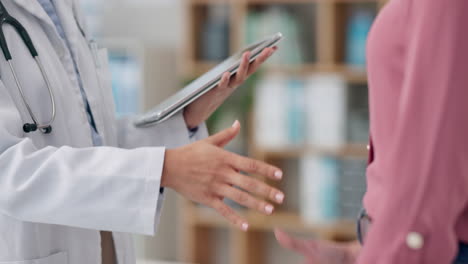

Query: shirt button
[406,232,424,250]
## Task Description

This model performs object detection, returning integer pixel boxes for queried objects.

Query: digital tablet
[134,32,283,127]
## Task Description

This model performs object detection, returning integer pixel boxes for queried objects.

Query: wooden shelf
[185,61,320,76]
[337,64,368,83]
[185,61,368,83]
[189,0,383,4]
[181,0,385,262]
[247,0,320,4]
[190,206,357,240]
[253,143,369,159]
[189,0,231,5]
[333,0,381,3]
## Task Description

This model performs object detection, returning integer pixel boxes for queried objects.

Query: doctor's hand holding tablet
[183,46,278,128]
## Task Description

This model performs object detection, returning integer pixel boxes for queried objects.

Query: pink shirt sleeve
[357,0,468,263]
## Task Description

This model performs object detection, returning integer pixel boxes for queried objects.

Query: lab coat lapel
[50,0,79,51]
[11,0,67,59]
[51,0,109,144]
[68,0,90,40]
[12,0,55,29]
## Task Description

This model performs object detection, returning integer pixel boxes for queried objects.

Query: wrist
[162,148,177,188]
[183,108,197,129]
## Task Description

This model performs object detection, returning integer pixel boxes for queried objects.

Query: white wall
[100,0,187,108]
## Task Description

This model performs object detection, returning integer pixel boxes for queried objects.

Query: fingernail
[242,223,249,231]
[232,120,240,128]
[265,205,274,214]
[275,193,284,203]
[274,170,283,179]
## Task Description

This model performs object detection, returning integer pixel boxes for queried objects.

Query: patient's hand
[275,229,361,264]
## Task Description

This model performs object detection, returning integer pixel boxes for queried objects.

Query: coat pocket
[0,252,67,264]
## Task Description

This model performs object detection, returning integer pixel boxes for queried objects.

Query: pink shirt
[358,0,468,263]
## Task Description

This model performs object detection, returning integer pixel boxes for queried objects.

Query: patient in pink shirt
[275,0,468,263]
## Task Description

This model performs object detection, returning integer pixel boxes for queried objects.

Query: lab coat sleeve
[0,84,168,236]
[357,0,468,263]
[189,123,210,142]
[115,114,208,233]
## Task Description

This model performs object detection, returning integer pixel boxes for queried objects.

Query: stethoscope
[0,1,56,134]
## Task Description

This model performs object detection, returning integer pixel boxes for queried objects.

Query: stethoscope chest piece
[23,123,52,134]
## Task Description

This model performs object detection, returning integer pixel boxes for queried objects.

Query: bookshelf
[180,0,386,263]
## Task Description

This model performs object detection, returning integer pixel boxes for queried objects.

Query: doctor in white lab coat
[0,1,284,264]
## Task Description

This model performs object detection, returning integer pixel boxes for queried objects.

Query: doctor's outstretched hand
[274,229,361,264]
[183,47,277,129]
[161,121,284,230]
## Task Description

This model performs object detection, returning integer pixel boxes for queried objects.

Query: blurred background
[80,0,384,263]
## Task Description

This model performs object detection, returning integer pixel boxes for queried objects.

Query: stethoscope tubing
[0,1,56,134]
[7,56,56,133]
[34,56,56,131]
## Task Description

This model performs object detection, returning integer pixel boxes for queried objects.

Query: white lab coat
[0,0,207,263]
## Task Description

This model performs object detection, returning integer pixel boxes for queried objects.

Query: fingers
[231,52,251,86]
[224,47,277,89]
[205,120,241,147]
[217,72,231,90]
[274,228,311,255]
[224,171,284,204]
[247,47,276,75]
[211,200,249,231]
[228,153,283,181]
[214,184,276,215]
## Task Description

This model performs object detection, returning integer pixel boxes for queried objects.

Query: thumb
[274,228,314,256]
[205,120,241,147]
